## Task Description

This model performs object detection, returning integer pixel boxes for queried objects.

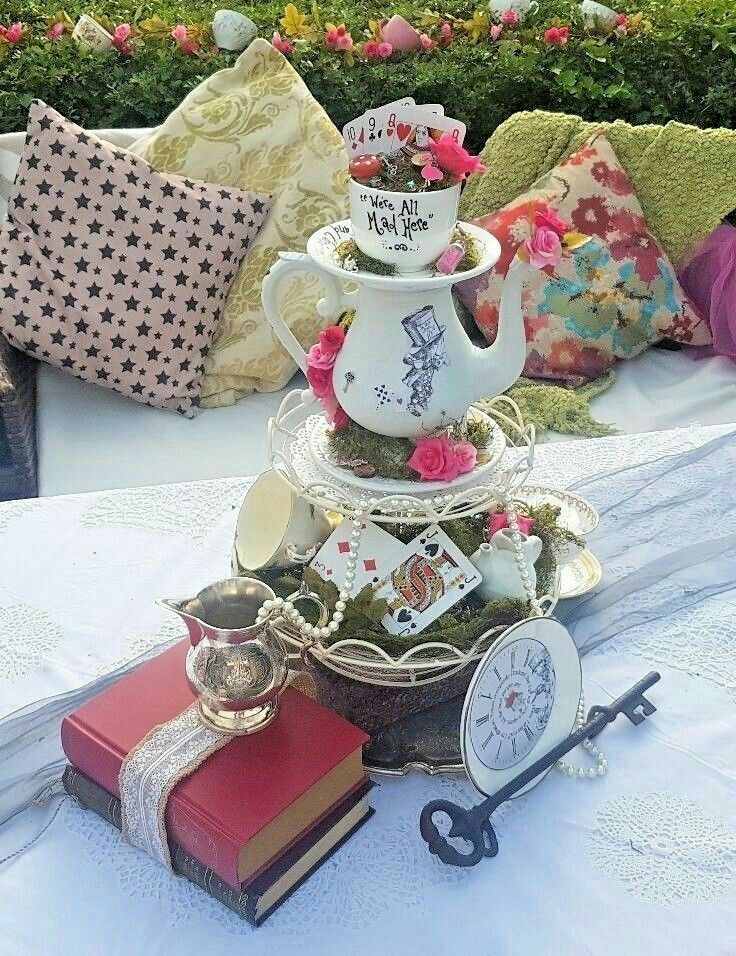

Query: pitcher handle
[261,251,353,375]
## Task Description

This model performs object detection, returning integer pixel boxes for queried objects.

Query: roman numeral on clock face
[493,666,502,681]
[523,723,534,742]
[482,733,493,750]
[475,713,489,726]
[511,737,517,757]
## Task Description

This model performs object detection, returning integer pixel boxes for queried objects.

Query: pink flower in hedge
[172,25,199,55]
[429,133,486,181]
[489,512,535,538]
[46,21,66,40]
[408,434,460,483]
[306,364,335,400]
[325,24,353,52]
[1,22,24,44]
[272,31,294,55]
[439,21,453,46]
[112,23,134,55]
[543,26,569,46]
[419,33,436,51]
[501,9,520,25]
[453,441,477,474]
[534,206,569,237]
[318,325,346,355]
[364,39,392,59]
[323,395,350,430]
[524,225,562,270]
[490,24,503,40]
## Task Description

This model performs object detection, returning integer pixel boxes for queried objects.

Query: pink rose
[524,225,562,270]
[439,21,453,45]
[419,33,436,50]
[272,31,294,55]
[534,206,569,237]
[501,9,520,25]
[325,24,353,51]
[407,435,460,483]
[323,396,350,430]
[453,441,477,474]
[364,39,392,59]
[543,26,569,45]
[377,41,392,57]
[307,343,337,370]
[306,364,335,400]
[318,325,346,355]
[428,134,487,181]
[615,13,629,28]
[171,24,188,43]
[490,24,503,40]
[489,512,535,537]
[112,24,134,55]
[46,21,65,40]
[3,22,24,44]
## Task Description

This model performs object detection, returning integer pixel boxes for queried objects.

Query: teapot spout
[472,257,530,401]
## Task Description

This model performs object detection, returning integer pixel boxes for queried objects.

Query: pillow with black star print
[0,101,271,416]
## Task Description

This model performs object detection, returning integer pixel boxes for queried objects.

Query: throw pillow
[129,38,349,408]
[455,134,710,385]
[0,102,271,416]
[459,109,736,268]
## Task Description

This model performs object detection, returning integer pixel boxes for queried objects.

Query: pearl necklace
[255,507,366,640]
[556,691,608,779]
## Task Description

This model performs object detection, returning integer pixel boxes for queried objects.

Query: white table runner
[0,423,735,955]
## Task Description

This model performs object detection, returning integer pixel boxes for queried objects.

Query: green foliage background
[1,0,735,147]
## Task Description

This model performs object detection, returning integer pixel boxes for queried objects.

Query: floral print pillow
[456,134,710,384]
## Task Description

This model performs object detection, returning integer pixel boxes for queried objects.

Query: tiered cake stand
[265,389,581,772]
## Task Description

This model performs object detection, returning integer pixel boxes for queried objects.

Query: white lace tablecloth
[1,424,736,956]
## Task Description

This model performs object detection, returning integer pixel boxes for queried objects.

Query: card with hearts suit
[373,525,481,635]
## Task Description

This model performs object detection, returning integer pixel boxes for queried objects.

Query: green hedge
[1,0,736,149]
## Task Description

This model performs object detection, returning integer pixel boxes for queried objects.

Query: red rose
[318,325,346,355]
[534,207,569,237]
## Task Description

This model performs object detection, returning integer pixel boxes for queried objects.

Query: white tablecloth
[1,424,735,956]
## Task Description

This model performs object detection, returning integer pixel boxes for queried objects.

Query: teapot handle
[261,251,354,374]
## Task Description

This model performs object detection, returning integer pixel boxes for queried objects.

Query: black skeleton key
[420,671,661,868]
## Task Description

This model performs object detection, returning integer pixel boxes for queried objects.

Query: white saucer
[306,406,507,495]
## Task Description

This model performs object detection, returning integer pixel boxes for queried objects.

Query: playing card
[363,98,415,154]
[309,519,401,593]
[373,525,481,635]
[387,106,466,154]
[342,117,367,157]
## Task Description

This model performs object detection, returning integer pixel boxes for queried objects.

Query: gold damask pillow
[129,39,348,406]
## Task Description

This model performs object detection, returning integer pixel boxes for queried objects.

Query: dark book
[63,764,373,927]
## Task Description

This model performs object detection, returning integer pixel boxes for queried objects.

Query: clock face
[469,637,557,770]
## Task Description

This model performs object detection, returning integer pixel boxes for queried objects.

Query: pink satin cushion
[678,223,736,357]
[0,102,271,416]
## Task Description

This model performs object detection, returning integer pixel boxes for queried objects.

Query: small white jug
[580,0,618,30]
[470,528,543,601]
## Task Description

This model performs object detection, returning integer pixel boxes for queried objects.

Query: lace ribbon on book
[119,703,228,870]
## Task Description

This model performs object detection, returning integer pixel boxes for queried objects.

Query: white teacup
[72,14,113,51]
[212,9,258,51]
[231,470,332,573]
[580,0,618,29]
[348,179,461,273]
[488,0,539,19]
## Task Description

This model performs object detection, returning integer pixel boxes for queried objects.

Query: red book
[62,640,369,890]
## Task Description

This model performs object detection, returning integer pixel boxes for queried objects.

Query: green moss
[241,500,581,654]
[327,414,492,481]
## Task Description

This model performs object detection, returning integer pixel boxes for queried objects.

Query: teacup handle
[261,252,354,374]
[286,582,330,628]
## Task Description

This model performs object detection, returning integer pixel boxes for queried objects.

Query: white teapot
[261,222,531,439]
[470,528,543,601]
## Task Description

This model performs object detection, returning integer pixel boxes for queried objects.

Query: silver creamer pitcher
[157,577,324,735]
